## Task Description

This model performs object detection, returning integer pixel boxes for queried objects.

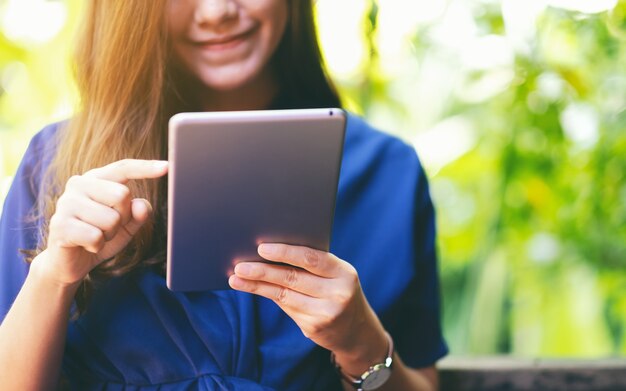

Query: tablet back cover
[167,109,346,291]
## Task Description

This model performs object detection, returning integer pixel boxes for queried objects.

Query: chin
[201,78,250,92]
[196,66,260,92]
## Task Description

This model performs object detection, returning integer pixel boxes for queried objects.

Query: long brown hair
[31,0,340,312]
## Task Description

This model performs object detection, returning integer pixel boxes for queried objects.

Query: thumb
[123,198,153,236]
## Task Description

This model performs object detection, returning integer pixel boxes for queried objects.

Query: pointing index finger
[85,159,168,183]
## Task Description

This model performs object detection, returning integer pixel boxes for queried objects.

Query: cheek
[249,0,289,50]
[264,1,288,55]
[166,0,189,35]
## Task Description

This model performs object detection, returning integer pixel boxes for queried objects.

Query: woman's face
[167,0,288,92]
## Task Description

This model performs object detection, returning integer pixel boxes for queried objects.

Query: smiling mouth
[194,27,257,51]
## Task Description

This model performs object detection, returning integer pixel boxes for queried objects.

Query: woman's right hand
[32,159,168,287]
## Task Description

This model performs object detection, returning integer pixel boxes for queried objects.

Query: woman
[0,1,447,390]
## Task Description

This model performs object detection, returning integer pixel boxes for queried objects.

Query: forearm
[0,254,78,391]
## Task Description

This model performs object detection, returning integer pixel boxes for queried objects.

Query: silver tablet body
[167,108,346,291]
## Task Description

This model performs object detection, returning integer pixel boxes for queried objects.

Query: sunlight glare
[546,0,618,14]
[413,115,477,171]
[316,0,368,78]
[377,0,447,75]
[1,0,66,45]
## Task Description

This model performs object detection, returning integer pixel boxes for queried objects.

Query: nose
[195,0,238,27]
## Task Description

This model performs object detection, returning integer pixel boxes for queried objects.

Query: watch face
[361,364,392,390]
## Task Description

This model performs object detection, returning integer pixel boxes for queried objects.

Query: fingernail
[229,275,244,289]
[258,243,279,256]
[154,161,168,169]
[235,263,252,276]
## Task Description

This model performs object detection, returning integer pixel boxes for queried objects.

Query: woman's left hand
[228,243,389,375]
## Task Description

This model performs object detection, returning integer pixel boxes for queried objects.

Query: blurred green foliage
[337,0,626,356]
[0,0,80,193]
[1,0,625,357]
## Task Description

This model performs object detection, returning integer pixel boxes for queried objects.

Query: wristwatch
[331,332,394,391]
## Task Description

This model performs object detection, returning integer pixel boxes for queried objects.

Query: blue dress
[0,114,448,390]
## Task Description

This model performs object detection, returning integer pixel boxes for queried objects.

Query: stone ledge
[439,356,626,391]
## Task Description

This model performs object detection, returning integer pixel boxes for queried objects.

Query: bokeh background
[1,0,625,357]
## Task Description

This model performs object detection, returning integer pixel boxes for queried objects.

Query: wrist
[332,331,394,390]
[331,322,389,378]
[29,251,82,294]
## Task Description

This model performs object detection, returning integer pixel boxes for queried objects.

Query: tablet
[166,108,346,291]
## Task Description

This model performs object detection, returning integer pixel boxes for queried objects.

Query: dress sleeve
[0,128,52,322]
[389,159,449,369]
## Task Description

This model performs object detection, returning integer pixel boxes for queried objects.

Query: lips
[193,27,257,51]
